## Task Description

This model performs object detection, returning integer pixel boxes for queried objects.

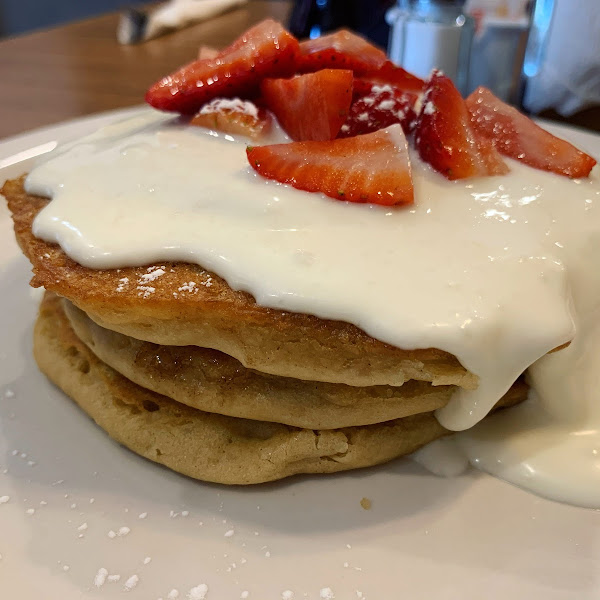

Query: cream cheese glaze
[25,110,600,507]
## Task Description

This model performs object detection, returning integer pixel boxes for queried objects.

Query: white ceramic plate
[1,109,599,600]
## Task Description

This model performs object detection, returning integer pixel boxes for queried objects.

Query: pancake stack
[4,176,526,484]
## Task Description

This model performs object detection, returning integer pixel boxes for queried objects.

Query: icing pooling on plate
[25,111,600,506]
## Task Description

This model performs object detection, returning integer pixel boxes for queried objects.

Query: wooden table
[0,1,291,140]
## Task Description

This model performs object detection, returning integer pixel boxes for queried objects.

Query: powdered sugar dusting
[178,281,197,293]
[320,588,335,599]
[124,574,139,591]
[116,277,129,292]
[140,267,166,283]
[187,584,209,599]
[199,97,259,119]
[377,99,395,111]
[94,567,108,587]
[423,101,436,115]
[137,285,155,298]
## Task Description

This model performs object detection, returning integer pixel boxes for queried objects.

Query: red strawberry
[190,98,271,140]
[414,71,508,180]
[145,19,299,114]
[467,86,597,178]
[354,61,424,98]
[338,84,418,138]
[260,69,353,141]
[296,30,387,75]
[246,125,413,206]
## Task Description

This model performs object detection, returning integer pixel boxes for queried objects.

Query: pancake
[34,293,527,484]
[64,298,455,429]
[5,176,477,389]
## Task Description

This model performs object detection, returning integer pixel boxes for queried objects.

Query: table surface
[0,1,291,140]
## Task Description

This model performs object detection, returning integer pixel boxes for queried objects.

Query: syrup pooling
[26,112,600,506]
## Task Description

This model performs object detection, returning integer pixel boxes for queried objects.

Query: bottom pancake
[33,293,528,485]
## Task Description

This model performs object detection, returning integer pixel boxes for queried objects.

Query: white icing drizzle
[25,111,600,507]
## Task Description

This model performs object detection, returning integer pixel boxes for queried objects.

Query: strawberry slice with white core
[296,29,387,75]
[260,69,353,141]
[246,124,414,206]
[467,86,597,178]
[339,83,418,137]
[414,71,509,180]
[145,19,299,114]
[191,98,271,140]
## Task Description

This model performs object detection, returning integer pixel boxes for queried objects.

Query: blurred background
[0,0,598,137]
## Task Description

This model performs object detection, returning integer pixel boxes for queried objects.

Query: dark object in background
[0,0,147,38]
[289,0,394,49]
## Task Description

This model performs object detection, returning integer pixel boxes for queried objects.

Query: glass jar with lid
[386,0,475,94]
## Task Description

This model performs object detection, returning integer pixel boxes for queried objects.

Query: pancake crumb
[360,497,372,510]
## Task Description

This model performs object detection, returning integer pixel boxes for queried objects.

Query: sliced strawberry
[339,84,418,138]
[246,125,413,206]
[467,86,597,178]
[146,19,299,114]
[260,69,353,141]
[354,61,424,98]
[296,29,387,75]
[414,71,508,180]
[190,98,271,140]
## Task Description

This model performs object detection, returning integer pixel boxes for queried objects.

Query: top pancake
[3,176,477,388]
